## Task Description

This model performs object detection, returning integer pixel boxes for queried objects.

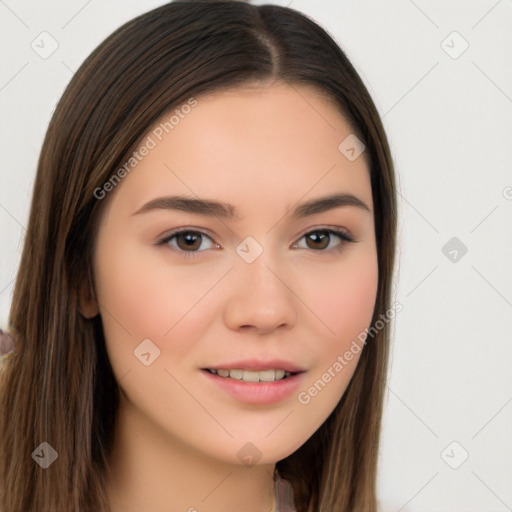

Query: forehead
[104,81,372,217]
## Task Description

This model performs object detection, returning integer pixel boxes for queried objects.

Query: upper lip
[202,358,306,373]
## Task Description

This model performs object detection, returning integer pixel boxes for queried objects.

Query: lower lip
[201,370,306,405]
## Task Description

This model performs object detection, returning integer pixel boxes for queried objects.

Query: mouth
[200,366,306,405]
[201,368,302,382]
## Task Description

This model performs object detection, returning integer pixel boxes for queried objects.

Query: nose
[223,250,297,334]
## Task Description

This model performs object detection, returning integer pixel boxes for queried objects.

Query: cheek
[94,246,170,339]
[93,238,225,362]
[292,250,378,430]
[328,267,378,342]
[303,250,379,348]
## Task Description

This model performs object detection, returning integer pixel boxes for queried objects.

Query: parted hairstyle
[0,1,397,511]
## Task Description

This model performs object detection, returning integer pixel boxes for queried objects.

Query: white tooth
[229,368,243,380]
[259,369,275,382]
[213,368,290,381]
[242,370,260,382]
[275,369,285,380]
[209,369,217,374]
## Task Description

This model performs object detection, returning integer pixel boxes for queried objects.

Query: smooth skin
[83,80,378,512]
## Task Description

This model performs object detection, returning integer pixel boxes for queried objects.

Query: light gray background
[1,1,511,510]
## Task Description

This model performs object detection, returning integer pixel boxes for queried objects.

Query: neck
[105,393,276,512]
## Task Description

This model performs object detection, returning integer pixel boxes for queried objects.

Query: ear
[78,269,100,319]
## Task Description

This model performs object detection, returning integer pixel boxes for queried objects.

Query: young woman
[0,1,398,511]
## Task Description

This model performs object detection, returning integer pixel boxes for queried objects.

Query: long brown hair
[0,1,397,510]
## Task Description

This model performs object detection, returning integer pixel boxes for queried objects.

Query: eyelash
[156,227,355,260]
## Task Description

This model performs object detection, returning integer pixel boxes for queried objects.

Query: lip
[201,358,306,373]
[201,369,306,405]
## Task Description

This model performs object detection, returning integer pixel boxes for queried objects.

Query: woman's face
[90,81,378,465]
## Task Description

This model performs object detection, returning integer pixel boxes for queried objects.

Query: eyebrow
[131,192,371,219]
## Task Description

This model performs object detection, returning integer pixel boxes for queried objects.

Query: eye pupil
[307,231,329,250]
[177,232,201,250]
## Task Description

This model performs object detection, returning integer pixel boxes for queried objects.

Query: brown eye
[305,231,330,250]
[160,230,216,252]
[175,232,202,251]
[294,229,354,251]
